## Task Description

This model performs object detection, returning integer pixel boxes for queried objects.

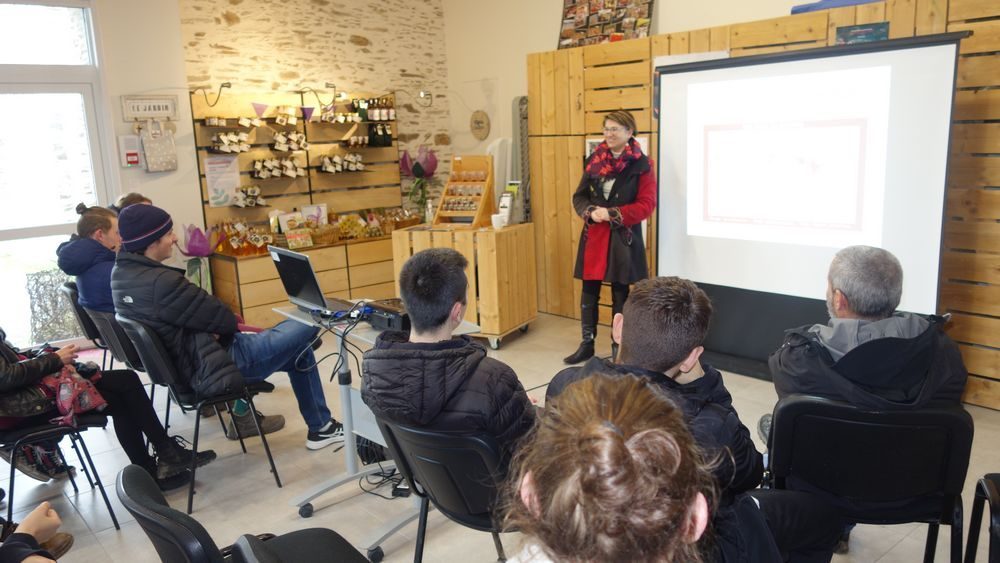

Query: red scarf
[585,138,642,180]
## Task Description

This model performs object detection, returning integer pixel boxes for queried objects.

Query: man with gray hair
[764,245,968,554]
[769,245,967,408]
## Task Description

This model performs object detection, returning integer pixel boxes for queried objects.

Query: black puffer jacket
[111,252,243,398]
[770,314,967,409]
[361,331,536,459]
[547,358,778,563]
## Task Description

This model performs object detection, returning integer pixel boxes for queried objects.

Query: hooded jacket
[111,251,243,398]
[770,312,967,409]
[56,236,116,313]
[547,358,778,563]
[361,331,536,459]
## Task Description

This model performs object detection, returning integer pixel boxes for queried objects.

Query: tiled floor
[7,313,996,562]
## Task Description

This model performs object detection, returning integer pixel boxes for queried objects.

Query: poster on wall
[205,155,241,207]
[559,0,655,49]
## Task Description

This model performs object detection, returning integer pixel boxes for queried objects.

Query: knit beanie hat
[119,204,173,253]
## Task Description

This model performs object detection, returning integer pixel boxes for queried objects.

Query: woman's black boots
[564,293,599,364]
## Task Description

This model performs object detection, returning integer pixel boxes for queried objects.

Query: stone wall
[178,0,453,208]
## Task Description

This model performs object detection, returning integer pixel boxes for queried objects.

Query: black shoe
[157,470,193,492]
[757,414,773,445]
[306,419,345,451]
[156,436,217,479]
[563,340,595,364]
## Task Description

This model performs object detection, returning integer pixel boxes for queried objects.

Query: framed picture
[559,0,655,49]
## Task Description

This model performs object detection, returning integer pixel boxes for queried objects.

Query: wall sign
[121,95,179,121]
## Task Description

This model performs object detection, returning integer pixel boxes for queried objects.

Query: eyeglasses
[603,126,628,134]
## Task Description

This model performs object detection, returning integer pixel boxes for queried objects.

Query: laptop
[268,246,355,316]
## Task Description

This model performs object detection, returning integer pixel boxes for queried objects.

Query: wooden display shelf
[435,155,496,228]
[392,223,538,348]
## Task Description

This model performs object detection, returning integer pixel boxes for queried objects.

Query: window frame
[0,0,116,243]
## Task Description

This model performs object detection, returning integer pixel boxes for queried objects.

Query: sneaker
[41,531,75,559]
[757,413,773,445]
[157,470,193,492]
[225,410,285,440]
[155,436,218,479]
[306,419,345,450]
[0,447,52,483]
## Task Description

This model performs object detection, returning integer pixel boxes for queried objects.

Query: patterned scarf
[585,137,643,180]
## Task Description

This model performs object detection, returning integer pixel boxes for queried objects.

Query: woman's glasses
[603,126,627,134]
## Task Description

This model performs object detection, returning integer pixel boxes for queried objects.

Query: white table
[275,304,480,560]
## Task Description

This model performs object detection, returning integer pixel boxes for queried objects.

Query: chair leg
[925,523,940,563]
[188,405,203,514]
[146,384,156,453]
[245,395,280,488]
[951,496,963,563]
[100,349,108,371]
[491,531,506,562]
[214,404,228,439]
[75,432,119,530]
[7,442,19,525]
[69,435,94,489]
[164,390,172,432]
[228,403,248,454]
[54,444,78,494]
[414,496,429,563]
[966,484,985,563]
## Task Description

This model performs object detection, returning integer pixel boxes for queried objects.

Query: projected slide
[686,66,890,248]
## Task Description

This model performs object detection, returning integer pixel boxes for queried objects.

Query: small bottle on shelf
[387,98,396,121]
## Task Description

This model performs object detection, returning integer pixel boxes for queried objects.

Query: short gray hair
[828,246,903,319]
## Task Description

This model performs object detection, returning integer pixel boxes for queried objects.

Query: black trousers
[93,369,169,473]
[580,280,630,315]
[750,489,844,563]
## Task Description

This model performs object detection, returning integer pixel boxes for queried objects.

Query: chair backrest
[84,308,145,371]
[376,418,506,532]
[116,464,225,563]
[59,282,104,346]
[770,394,974,519]
[115,314,190,393]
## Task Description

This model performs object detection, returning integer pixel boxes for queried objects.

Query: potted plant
[400,146,440,222]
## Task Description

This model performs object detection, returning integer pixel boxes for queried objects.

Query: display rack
[434,155,496,228]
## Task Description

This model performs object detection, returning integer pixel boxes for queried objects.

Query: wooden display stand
[392,223,537,349]
[434,155,496,228]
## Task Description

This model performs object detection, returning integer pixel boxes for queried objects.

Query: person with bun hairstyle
[504,373,716,562]
[565,110,656,364]
[55,204,121,313]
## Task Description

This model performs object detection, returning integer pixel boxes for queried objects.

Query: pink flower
[400,146,437,179]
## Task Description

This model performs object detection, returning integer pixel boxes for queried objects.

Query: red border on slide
[702,118,868,231]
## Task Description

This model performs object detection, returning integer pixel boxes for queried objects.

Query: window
[0,1,112,347]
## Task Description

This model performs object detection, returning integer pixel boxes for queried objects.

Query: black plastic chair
[115,314,281,514]
[116,464,364,563]
[965,473,999,563]
[85,307,180,440]
[0,415,119,530]
[59,282,109,370]
[375,419,508,563]
[768,395,974,563]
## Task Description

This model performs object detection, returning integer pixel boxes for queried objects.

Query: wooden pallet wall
[943,0,1000,409]
[528,0,1000,408]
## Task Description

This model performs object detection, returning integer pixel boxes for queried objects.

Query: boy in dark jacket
[111,204,343,450]
[548,277,841,563]
[361,248,535,460]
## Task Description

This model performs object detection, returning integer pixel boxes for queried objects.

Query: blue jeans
[228,320,332,432]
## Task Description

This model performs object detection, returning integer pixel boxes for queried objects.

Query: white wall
[92,0,204,234]
[441,0,801,154]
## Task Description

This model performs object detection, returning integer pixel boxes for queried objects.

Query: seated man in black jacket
[762,245,969,554]
[768,245,967,409]
[361,248,535,460]
[112,204,344,450]
[548,277,841,563]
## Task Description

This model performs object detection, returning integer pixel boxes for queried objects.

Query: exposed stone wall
[178,0,453,207]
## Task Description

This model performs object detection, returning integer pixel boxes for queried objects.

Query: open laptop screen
[268,246,327,312]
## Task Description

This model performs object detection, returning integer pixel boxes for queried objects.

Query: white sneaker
[306,420,345,450]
